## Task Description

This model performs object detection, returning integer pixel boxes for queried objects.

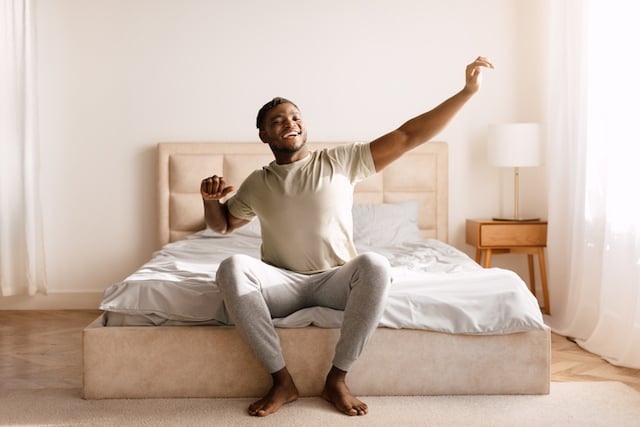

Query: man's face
[259,103,307,156]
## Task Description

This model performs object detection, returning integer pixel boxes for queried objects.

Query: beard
[269,137,307,155]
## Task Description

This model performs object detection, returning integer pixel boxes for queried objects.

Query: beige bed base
[82,141,550,399]
[83,316,549,398]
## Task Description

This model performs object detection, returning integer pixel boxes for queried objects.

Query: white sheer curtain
[0,0,47,296]
[545,0,640,368]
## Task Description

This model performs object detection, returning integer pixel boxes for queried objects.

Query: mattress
[100,226,546,335]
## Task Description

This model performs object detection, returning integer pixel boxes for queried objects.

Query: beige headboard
[157,142,448,247]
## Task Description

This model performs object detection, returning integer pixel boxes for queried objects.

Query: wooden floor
[1,310,639,392]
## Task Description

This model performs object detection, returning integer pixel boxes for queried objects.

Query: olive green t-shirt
[226,143,376,274]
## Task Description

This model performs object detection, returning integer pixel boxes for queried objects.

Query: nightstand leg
[527,254,537,298]
[538,247,550,314]
[483,249,492,268]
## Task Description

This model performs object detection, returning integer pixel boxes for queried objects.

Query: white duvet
[100,230,547,334]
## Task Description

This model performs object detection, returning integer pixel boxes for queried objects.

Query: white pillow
[352,201,423,246]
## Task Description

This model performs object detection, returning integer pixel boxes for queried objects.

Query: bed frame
[82,141,550,399]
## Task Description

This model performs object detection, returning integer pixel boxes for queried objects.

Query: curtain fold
[545,0,640,369]
[0,0,47,296]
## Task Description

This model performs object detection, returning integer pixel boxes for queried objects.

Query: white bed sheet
[100,231,546,334]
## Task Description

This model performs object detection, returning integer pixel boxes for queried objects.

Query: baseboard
[0,291,103,310]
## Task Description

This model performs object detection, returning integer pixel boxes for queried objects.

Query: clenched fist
[201,175,234,201]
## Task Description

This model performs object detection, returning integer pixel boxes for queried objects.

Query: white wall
[2,0,547,308]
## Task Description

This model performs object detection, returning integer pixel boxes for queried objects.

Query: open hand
[464,56,495,94]
[201,175,234,201]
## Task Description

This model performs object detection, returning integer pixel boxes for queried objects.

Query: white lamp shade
[488,123,541,167]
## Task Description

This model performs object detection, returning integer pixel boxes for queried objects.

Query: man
[201,56,494,417]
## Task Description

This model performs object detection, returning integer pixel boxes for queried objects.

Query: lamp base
[492,217,541,222]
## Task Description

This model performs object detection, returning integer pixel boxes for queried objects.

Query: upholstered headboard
[157,142,448,247]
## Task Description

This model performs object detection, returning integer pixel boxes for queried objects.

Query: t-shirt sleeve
[225,183,256,222]
[330,142,377,183]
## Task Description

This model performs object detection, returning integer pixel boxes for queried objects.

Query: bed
[82,141,550,399]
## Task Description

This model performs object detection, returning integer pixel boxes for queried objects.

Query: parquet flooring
[550,332,640,391]
[0,310,100,390]
[1,310,639,392]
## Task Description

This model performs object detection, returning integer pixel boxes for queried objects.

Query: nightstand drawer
[479,223,547,247]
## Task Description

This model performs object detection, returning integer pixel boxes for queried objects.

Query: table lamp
[488,123,541,221]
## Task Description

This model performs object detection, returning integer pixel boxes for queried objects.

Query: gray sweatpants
[216,252,391,373]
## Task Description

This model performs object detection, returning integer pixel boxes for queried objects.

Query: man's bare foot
[321,366,368,416]
[248,367,299,417]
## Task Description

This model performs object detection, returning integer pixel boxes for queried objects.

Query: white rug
[1,382,639,427]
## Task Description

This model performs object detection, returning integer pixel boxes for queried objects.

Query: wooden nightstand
[465,219,550,314]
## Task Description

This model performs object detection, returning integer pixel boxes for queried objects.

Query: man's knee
[216,254,253,291]
[357,252,390,273]
[355,252,391,289]
[216,253,244,276]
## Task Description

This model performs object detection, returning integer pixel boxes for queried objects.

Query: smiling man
[201,56,494,417]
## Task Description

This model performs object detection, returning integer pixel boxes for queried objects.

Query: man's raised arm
[369,56,494,172]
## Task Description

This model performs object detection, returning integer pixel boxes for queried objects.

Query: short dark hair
[256,97,298,130]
